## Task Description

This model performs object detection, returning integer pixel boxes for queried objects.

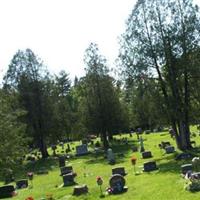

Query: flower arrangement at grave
[27,172,34,180]
[25,197,34,200]
[96,176,104,197]
[27,172,34,188]
[131,156,137,174]
[185,176,200,192]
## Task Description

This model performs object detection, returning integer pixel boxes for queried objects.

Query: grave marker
[76,144,89,156]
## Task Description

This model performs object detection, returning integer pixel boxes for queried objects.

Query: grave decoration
[143,161,158,172]
[181,164,193,175]
[0,185,16,198]
[27,172,34,188]
[25,197,34,200]
[142,151,152,159]
[16,179,28,189]
[75,144,89,156]
[73,185,88,195]
[112,167,127,176]
[107,174,128,194]
[131,156,137,174]
[96,176,104,197]
[107,148,115,165]
[185,175,200,192]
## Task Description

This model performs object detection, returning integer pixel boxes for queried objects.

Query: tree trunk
[39,136,49,159]
[102,131,109,150]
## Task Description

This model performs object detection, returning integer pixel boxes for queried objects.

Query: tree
[119,0,200,150]
[84,43,127,148]
[0,89,27,171]
[4,49,52,158]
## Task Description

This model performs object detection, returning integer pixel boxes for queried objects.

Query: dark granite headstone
[59,156,66,167]
[109,174,126,194]
[0,185,15,198]
[143,161,158,172]
[165,146,175,154]
[181,164,193,174]
[76,144,88,156]
[73,185,88,195]
[175,153,193,160]
[160,141,171,149]
[60,166,73,176]
[16,179,28,189]
[142,151,152,159]
[112,167,127,176]
[63,173,75,186]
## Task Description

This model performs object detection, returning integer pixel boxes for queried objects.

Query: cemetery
[1,127,200,199]
[0,0,200,199]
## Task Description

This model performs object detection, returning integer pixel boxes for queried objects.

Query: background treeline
[1,0,200,169]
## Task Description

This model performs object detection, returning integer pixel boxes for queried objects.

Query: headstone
[192,157,200,171]
[181,164,193,174]
[16,179,28,189]
[165,146,175,154]
[63,173,76,186]
[142,151,152,159]
[145,130,151,134]
[109,174,127,194]
[160,141,171,149]
[76,144,89,156]
[0,185,15,198]
[59,156,66,167]
[107,148,115,165]
[143,161,158,172]
[73,185,88,195]
[112,167,127,176]
[60,166,73,176]
[175,153,193,160]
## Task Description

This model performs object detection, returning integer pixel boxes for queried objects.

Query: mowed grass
[1,128,200,200]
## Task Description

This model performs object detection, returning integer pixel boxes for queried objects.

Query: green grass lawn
[1,128,200,200]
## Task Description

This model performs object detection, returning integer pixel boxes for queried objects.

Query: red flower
[131,156,137,165]
[25,197,34,200]
[96,176,103,185]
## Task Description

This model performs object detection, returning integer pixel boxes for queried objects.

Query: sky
[0,0,200,83]
[0,0,136,82]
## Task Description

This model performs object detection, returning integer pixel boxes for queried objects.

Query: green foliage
[0,89,27,171]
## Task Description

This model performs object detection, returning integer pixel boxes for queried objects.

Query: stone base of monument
[16,179,28,189]
[73,185,88,195]
[0,185,15,198]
